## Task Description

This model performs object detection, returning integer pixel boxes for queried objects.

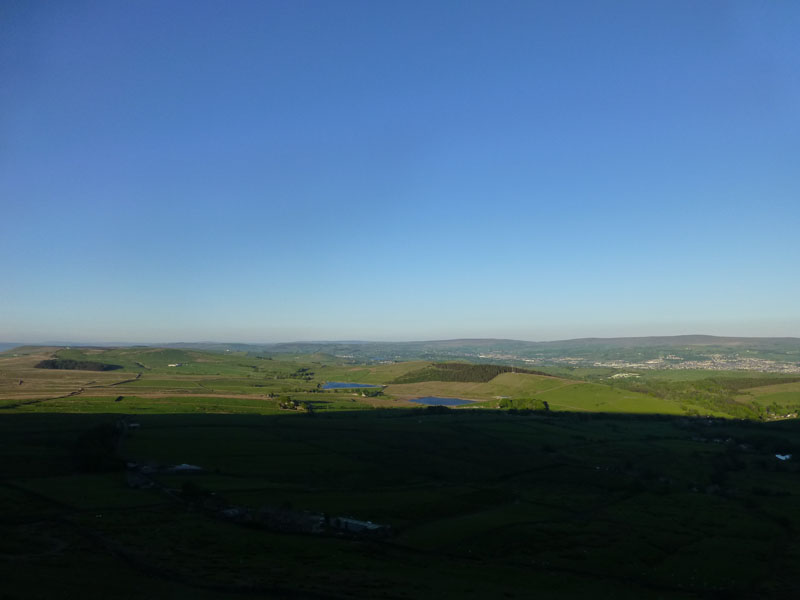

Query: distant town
[477,353,800,374]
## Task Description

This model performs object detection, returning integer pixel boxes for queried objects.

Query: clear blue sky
[2,0,798,343]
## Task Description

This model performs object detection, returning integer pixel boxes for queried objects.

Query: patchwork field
[4,346,798,420]
[736,381,800,415]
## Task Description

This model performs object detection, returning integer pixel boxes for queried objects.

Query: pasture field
[3,346,798,420]
[2,409,800,598]
[736,381,800,415]
[2,346,800,598]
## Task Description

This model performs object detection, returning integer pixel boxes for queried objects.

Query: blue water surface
[408,396,473,406]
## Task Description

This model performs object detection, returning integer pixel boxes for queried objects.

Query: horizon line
[4,333,800,348]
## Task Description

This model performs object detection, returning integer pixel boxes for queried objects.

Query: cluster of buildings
[591,355,800,373]
[476,352,800,374]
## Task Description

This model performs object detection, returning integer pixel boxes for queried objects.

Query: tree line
[35,359,123,371]
[392,362,549,384]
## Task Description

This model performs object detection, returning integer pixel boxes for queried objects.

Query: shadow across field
[2,409,800,599]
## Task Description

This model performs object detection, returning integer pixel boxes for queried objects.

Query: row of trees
[615,375,800,420]
[277,396,315,414]
[393,362,548,384]
[36,359,123,371]
[496,397,550,411]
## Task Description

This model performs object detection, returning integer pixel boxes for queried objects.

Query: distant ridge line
[3,334,800,349]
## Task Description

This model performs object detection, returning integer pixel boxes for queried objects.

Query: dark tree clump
[36,359,123,371]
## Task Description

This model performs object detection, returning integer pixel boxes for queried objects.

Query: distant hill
[146,336,800,373]
[541,335,800,348]
[204,335,800,353]
[5,335,800,372]
[0,343,25,352]
[8,335,799,352]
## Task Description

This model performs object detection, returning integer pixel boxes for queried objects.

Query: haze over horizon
[5,332,800,348]
[2,1,799,343]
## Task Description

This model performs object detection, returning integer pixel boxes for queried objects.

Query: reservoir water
[322,382,381,389]
[408,396,473,406]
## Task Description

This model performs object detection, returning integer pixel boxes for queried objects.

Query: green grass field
[4,346,797,420]
[2,346,800,598]
[2,409,800,598]
[736,381,800,416]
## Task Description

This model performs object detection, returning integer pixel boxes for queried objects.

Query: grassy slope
[536,382,683,413]
[314,360,431,384]
[0,348,137,406]
[386,372,566,400]
[387,372,684,414]
[3,410,800,598]
[3,346,800,419]
[736,381,800,413]
[5,347,800,597]
[636,369,778,381]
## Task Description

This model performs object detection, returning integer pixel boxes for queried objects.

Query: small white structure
[610,372,641,379]
[776,454,792,461]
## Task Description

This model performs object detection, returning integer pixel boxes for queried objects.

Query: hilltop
[154,336,800,373]
[6,335,799,372]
